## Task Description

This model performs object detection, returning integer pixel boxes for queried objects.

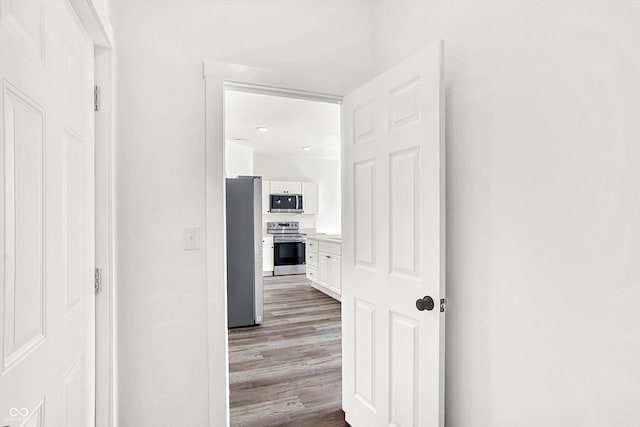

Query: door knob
[416,296,435,311]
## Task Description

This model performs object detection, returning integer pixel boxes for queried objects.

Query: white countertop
[263,232,342,244]
[305,234,342,243]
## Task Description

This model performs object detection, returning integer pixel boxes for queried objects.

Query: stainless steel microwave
[270,194,303,213]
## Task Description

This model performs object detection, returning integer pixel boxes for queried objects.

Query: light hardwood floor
[228,275,348,426]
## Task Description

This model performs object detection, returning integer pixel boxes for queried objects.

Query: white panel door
[0,1,95,426]
[342,41,445,427]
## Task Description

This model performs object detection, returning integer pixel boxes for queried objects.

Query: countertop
[262,232,342,244]
[304,234,342,243]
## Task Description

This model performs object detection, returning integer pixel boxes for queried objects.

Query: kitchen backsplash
[262,212,316,235]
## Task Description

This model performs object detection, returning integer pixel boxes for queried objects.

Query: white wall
[373,2,640,426]
[225,140,253,178]
[113,1,640,425]
[254,154,341,234]
[111,1,373,425]
[91,0,109,25]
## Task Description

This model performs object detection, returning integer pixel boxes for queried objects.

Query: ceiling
[224,90,341,159]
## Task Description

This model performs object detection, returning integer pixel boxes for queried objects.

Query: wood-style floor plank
[228,275,348,426]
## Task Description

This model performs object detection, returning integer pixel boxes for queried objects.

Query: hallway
[228,275,347,426]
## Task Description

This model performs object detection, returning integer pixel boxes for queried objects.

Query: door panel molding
[1,81,46,374]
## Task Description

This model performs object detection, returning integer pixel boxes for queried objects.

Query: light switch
[184,226,201,250]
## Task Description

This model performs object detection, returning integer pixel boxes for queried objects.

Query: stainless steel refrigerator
[226,176,263,328]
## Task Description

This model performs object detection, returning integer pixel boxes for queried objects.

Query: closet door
[0,0,96,425]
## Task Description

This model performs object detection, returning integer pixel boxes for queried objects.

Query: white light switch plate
[184,226,201,250]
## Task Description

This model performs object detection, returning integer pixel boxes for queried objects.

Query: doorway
[222,89,344,424]
[206,41,445,427]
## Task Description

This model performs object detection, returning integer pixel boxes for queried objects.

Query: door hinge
[94,85,101,112]
[440,298,447,313]
[94,268,102,295]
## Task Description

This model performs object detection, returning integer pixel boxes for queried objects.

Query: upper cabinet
[270,181,301,194]
[302,182,318,215]
[262,180,318,215]
[262,180,271,214]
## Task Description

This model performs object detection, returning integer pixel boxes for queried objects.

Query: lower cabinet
[306,238,341,301]
[262,237,274,276]
[318,253,341,293]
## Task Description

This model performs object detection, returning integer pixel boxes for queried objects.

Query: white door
[0,1,95,426]
[342,41,445,426]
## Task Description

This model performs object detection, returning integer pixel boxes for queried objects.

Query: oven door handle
[274,237,306,243]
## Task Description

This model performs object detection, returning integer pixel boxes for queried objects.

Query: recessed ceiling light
[232,137,249,142]
[302,146,312,151]
[256,126,269,133]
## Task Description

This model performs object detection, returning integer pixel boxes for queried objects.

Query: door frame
[66,1,116,426]
[203,61,344,425]
[94,47,117,427]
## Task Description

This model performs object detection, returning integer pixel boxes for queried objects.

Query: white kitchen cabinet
[264,181,318,214]
[262,180,270,214]
[326,255,341,293]
[262,236,274,275]
[288,182,302,194]
[269,181,286,194]
[270,181,302,195]
[318,252,341,294]
[306,266,319,283]
[318,254,329,285]
[306,241,319,268]
[306,239,319,271]
[302,182,318,215]
[306,238,341,301]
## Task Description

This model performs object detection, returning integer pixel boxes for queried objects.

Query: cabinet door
[270,181,287,194]
[262,180,271,213]
[302,182,318,214]
[263,244,274,271]
[318,253,330,286]
[327,256,342,293]
[287,182,302,194]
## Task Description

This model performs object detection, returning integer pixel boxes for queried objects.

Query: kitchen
[223,89,345,424]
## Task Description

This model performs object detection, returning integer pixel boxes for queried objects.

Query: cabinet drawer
[306,251,318,267]
[306,266,319,282]
[306,239,319,254]
[319,241,341,256]
[262,236,274,245]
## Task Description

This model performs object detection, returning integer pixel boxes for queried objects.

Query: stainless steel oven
[273,235,306,275]
[267,222,306,275]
